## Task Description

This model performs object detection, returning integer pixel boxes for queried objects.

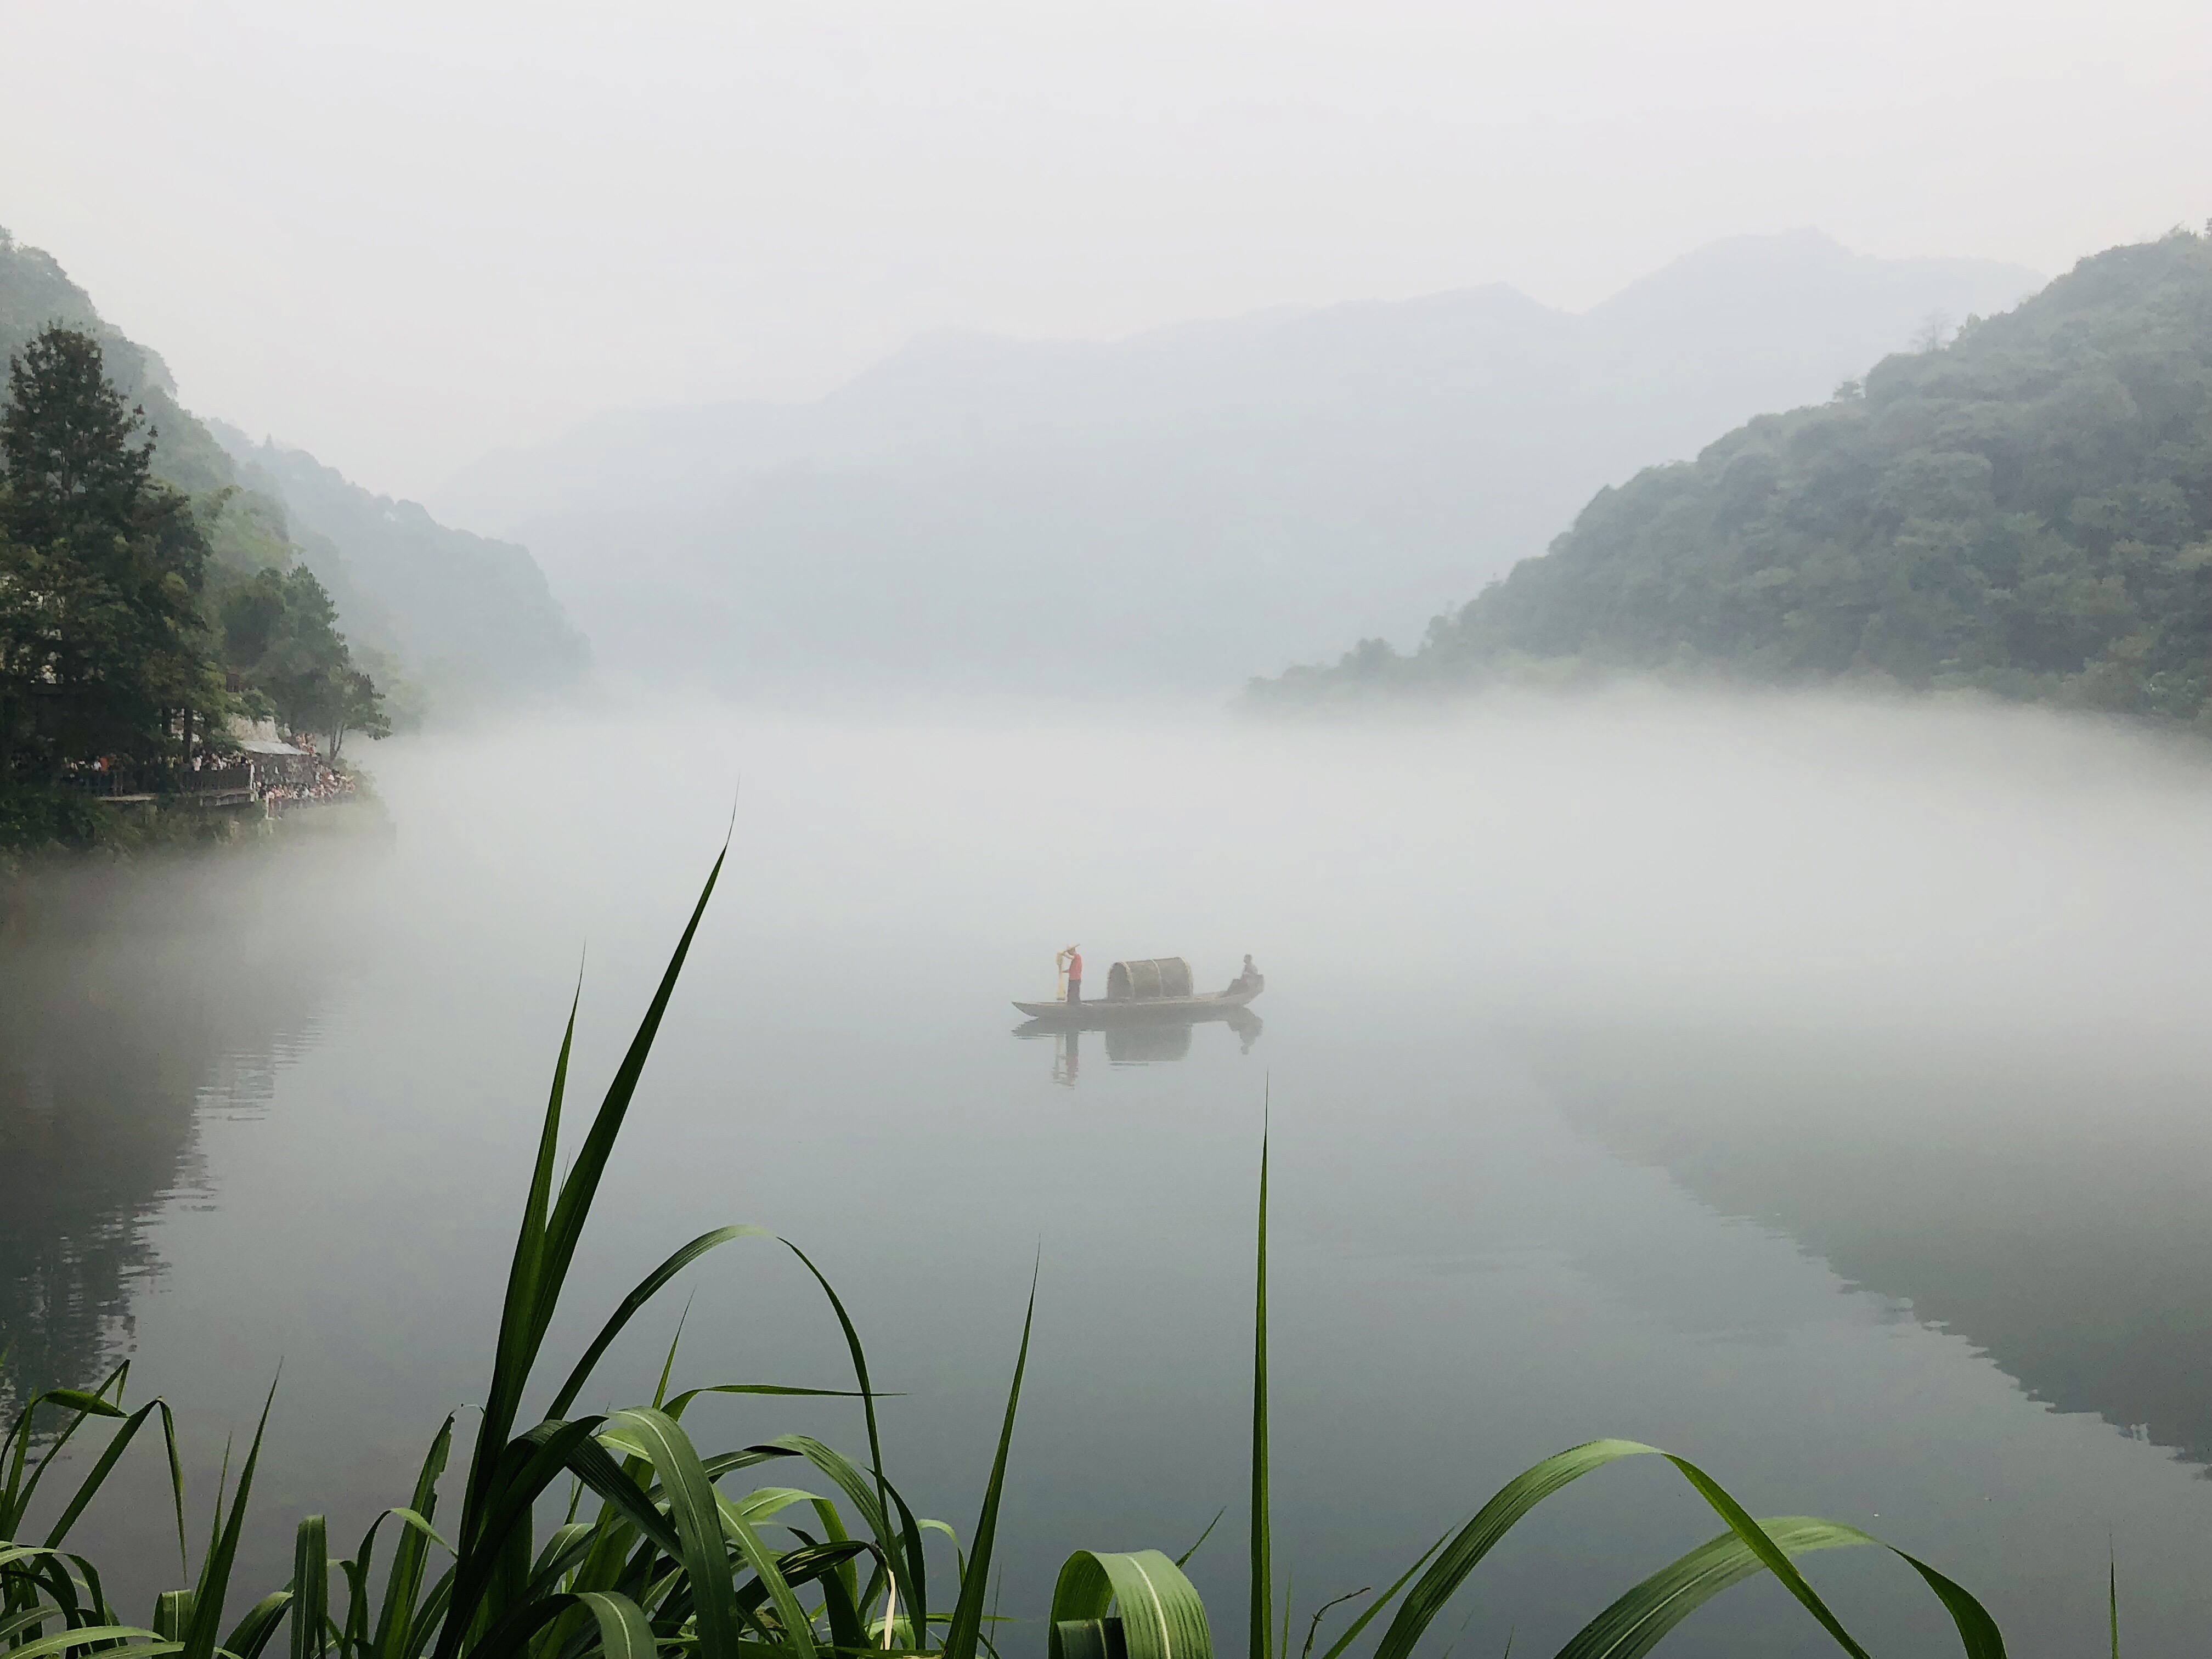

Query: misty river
[8,692,2212,1656]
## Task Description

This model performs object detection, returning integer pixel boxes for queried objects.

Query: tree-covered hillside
[0,233,260,514]
[0,228,586,720]
[1255,230,2212,720]
[1,323,386,833]
[216,432,588,711]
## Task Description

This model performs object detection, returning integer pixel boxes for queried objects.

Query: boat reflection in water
[1015,1006,1262,1086]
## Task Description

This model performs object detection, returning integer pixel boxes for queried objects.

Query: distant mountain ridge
[1256,230,2212,720]
[432,230,2040,692]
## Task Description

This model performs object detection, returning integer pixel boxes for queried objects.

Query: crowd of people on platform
[261,761,356,812]
[168,735,357,810]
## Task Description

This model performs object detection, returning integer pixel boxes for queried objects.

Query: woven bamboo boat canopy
[1105,957,1194,1001]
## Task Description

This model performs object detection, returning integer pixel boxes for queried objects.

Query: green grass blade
[42,1401,176,1553]
[812,1550,872,1654]
[7,1367,129,1533]
[1175,1511,1226,1571]
[764,1439,897,1587]
[545,1227,777,1421]
[289,1516,328,1659]
[1314,1536,1447,1659]
[605,1406,775,1659]
[721,1487,824,1528]
[774,1242,893,1567]
[1051,1622,1127,1659]
[1250,1106,1270,1659]
[156,1590,193,1640]
[568,1591,657,1659]
[558,1437,685,1561]
[374,1417,455,1659]
[731,1541,873,1635]
[526,1521,595,1587]
[1558,1512,2006,1659]
[225,1591,294,1659]
[534,849,729,1364]
[657,1386,879,1425]
[460,1588,656,1659]
[1652,1455,1871,1659]
[941,1266,1037,1659]
[27,1391,123,1421]
[1051,1552,1212,1659]
[179,1379,278,1659]
[0,1544,124,1635]
[159,1402,189,1583]
[439,848,726,1659]
[1367,1440,1658,1659]
[0,1626,175,1659]
[401,1568,458,1659]
[0,1607,66,1645]
[1555,1518,1872,1659]
[1881,1547,2007,1659]
[461,979,578,1548]
[879,1472,932,1648]
[438,1420,607,1649]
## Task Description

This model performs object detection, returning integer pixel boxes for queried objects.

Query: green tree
[0,326,225,783]
[331,668,390,759]
[217,560,387,757]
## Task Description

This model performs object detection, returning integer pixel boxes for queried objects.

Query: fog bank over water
[19,686,2212,1655]
[407,687,2212,1040]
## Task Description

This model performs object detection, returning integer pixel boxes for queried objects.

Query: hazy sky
[5,0,2207,497]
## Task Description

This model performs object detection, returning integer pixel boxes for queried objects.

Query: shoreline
[0,786,393,889]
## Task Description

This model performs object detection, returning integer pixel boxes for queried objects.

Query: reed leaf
[567,1592,658,1659]
[450,847,725,1659]
[373,1416,456,1659]
[546,1229,778,1422]
[179,1378,278,1659]
[290,1516,328,1659]
[1,1626,174,1659]
[41,1398,185,1572]
[2,1365,130,1539]
[939,1269,1036,1659]
[1556,1517,1869,1659]
[605,1406,791,1659]
[1249,1108,1269,1659]
[1050,1553,1211,1659]
[225,1589,294,1659]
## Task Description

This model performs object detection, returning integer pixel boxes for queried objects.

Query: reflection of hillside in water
[1525,1024,2212,1464]
[0,855,362,1411]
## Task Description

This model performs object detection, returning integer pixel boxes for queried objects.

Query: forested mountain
[213,430,588,712]
[0,318,384,822]
[0,228,585,722]
[1255,230,2212,718]
[0,235,250,500]
[432,232,2038,692]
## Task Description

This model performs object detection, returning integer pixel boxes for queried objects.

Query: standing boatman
[1057,945,1084,1005]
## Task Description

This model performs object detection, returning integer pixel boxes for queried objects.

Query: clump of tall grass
[2,847,2010,1659]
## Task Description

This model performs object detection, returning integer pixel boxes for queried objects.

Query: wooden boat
[1013,955,1263,1024]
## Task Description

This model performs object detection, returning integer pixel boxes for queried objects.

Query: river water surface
[8,693,2212,1655]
